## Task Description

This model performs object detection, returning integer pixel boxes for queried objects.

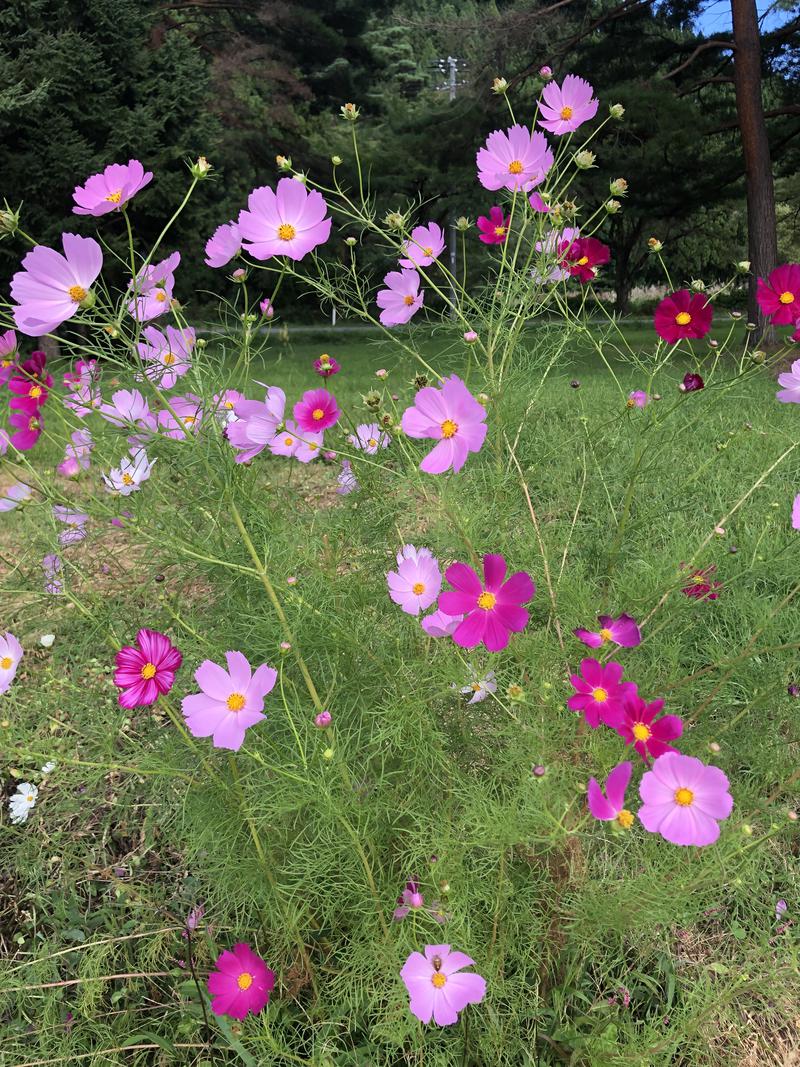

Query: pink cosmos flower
[114,629,182,709]
[72,160,152,216]
[102,449,156,495]
[567,658,637,729]
[137,325,194,389]
[204,221,241,268]
[587,761,634,829]
[11,234,103,336]
[476,207,509,245]
[8,401,44,451]
[337,459,358,494]
[238,178,332,261]
[681,565,721,600]
[654,290,713,343]
[293,388,339,433]
[528,191,550,213]
[269,420,324,463]
[53,505,89,546]
[99,388,153,429]
[615,694,683,763]
[792,493,800,530]
[560,236,610,282]
[156,394,204,439]
[212,389,244,426]
[63,359,100,416]
[540,65,553,78]
[460,667,497,703]
[207,943,275,1020]
[638,752,733,846]
[0,329,18,384]
[628,390,649,408]
[574,613,641,650]
[127,251,180,321]
[0,632,23,694]
[313,354,340,377]
[401,374,487,474]
[477,125,554,192]
[401,945,486,1027]
[376,268,424,326]
[777,358,800,403]
[348,423,391,454]
[181,651,277,751]
[420,608,464,638]
[756,263,800,325]
[260,298,274,318]
[399,222,445,269]
[43,553,63,595]
[393,880,446,924]
[438,554,535,652]
[538,74,598,135]
[387,545,442,615]
[228,387,286,462]
[0,481,33,511]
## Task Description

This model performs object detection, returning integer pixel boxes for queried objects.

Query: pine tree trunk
[731,0,778,344]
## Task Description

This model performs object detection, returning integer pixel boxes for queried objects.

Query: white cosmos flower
[102,449,155,496]
[460,667,497,704]
[9,783,38,824]
[39,634,55,648]
[40,761,56,775]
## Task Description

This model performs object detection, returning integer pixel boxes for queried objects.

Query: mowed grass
[1,324,799,1066]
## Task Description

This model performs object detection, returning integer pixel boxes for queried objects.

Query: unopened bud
[690,278,706,292]
[0,204,21,235]
[609,103,625,119]
[291,172,307,184]
[745,321,757,332]
[340,102,360,121]
[190,156,212,178]
[574,150,596,170]
[741,824,753,836]
[323,747,335,760]
[315,710,332,729]
[463,330,478,343]
[736,260,751,273]
[384,210,406,231]
[362,390,381,409]
[375,368,388,379]
[605,199,621,214]
[539,65,553,79]
[751,349,766,364]
[492,77,508,94]
[331,155,342,166]
[344,236,357,247]
[647,237,663,253]
[609,178,628,196]
[275,154,293,171]
[455,215,471,231]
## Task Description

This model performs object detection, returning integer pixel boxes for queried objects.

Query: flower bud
[708,741,721,753]
[788,683,800,698]
[690,278,706,292]
[751,349,766,364]
[362,390,381,410]
[605,199,621,214]
[477,392,490,405]
[455,215,471,231]
[292,172,307,184]
[609,178,628,196]
[507,683,525,702]
[275,154,293,171]
[574,150,596,170]
[0,204,21,235]
[344,236,357,247]
[340,102,360,121]
[647,237,663,253]
[736,260,751,273]
[331,155,342,166]
[231,268,247,282]
[731,310,742,319]
[375,368,388,379]
[190,156,212,178]
[315,710,332,728]
[539,66,553,79]
[383,210,406,231]
[492,77,508,94]
[323,747,335,760]
[463,330,478,343]
[741,824,753,836]
[788,810,798,821]
[609,103,625,119]
[439,880,450,895]
[196,337,207,349]
[279,641,291,653]
[745,321,757,331]
[260,298,274,319]
[570,379,580,389]
[413,374,429,392]
[532,764,547,777]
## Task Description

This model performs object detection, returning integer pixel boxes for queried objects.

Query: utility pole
[433,55,466,313]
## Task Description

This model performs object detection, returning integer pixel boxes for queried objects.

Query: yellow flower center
[632,722,651,742]
[431,972,447,989]
[183,415,196,426]
[308,443,318,451]
[422,246,433,256]
[224,400,234,409]
[2,359,11,367]
[412,581,426,595]
[227,692,246,711]
[779,290,794,304]
[560,105,574,120]
[674,787,694,807]
[122,472,134,486]
[105,189,123,203]
[616,809,634,829]
[278,223,296,241]
[311,408,325,421]
[163,352,176,365]
[675,311,692,325]
[284,436,294,446]
[237,972,253,990]
[155,291,167,303]
[692,574,706,584]
[478,591,496,610]
[577,256,589,266]
[68,284,88,302]
[494,225,507,236]
[592,687,608,703]
[508,159,523,174]
[368,438,378,447]
[599,628,613,642]
[440,418,458,438]
[140,662,157,680]
[29,385,43,398]
[403,294,415,305]
[0,656,12,670]
[26,794,34,803]
[28,416,39,430]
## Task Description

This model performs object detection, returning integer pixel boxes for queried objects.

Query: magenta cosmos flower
[8,401,44,451]
[538,75,598,135]
[0,632,24,694]
[560,236,610,282]
[313,353,340,377]
[567,658,637,729]
[628,390,649,408]
[476,207,509,244]
[181,651,277,751]
[756,263,800,325]
[574,613,641,650]
[228,387,286,463]
[114,629,182,709]
[205,221,241,268]
[476,125,554,192]
[128,251,180,321]
[587,761,634,830]
[638,752,733,846]
[654,290,713,343]
[439,554,535,652]
[137,325,194,389]
[72,159,152,215]
[293,388,340,433]
[238,178,331,261]
[376,268,424,326]
[681,565,721,600]
[777,358,800,403]
[387,545,442,615]
[399,222,445,269]
[207,943,275,1020]
[793,493,800,530]
[401,374,487,474]
[616,694,683,763]
[401,945,486,1027]
[11,234,103,336]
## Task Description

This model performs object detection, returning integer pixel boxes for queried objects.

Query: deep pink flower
[207,943,275,1020]
[401,945,486,1027]
[11,234,103,336]
[628,390,649,408]
[476,207,509,245]
[681,565,721,600]
[137,325,194,389]
[567,658,637,729]
[534,225,580,282]
[260,298,274,318]
[127,251,180,321]
[792,319,800,343]
[477,125,554,192]
[114,629,182,709]
[313,353,340,377]
[538,74,598,135]
[228,387,286,463]
[776,358,800,403]
[72,160,152,216]
[8,369,49,406]
[293,388,339,433]
[238,178,331,261]
[574,613,641,650]
[756,263,800,325]
[387,545,442,616]
[205,221,241,268]
[182,651,277,751]
[793,493,800,530]
[376,268,424,326]
[528,191,550,213]
[420,608,464,638]
[439,554,535,652]
[638,752,732,846]
[587,761,634,829]
[680,372,705,393]
[401,374,487,474]
[399,222,445,269]
[560,236,610,282]
[8,400,44,451]
[615,694,683,763]
[63,358,98,390]
[654,290,713,343]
